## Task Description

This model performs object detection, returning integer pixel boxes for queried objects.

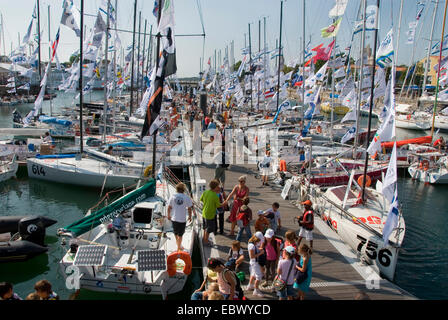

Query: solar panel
[137,250,166,272]
[73,245,107,267]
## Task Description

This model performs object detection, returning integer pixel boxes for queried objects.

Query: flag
[158,0,175,33]
[22,19,34,45]
[353,5,379,35]
[341,126,357,144]
[153,1,160,18]
[382,143,397,203]
[306,61,328,87]
[264,87,275,99]
[51,28,61,61]
[382,188,399,246]
[329,0,349,18]
[376,28,394,68]
[431,36,448,55]
[6,82,15,88]
[313,40,335,63]
[406,3,425,45]
[321,18,342,38]
[18,83,31,91]
[273,100,291,123]
[61,0,81,37]
[7,88,16,94]
[333,67,346,79]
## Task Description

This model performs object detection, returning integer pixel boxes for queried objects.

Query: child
[34,280,59,300]
[0,282,22,300]
[294,243,313,301]
[283,231,299,260]
[247,233,265,297]
[215,186,227,235]
[264,202,281,232]
[191,269,219,300]
[26,293,41,300]
[261,229,280,287]
[254,210,270,233]
[208,291,225,300]
[236,202,252,242]
[227,241,245,272]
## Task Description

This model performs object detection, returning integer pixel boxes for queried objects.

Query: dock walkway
[197,163,416,300]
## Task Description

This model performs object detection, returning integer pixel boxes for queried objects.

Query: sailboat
[0,150,18,182]
[58,169,198,298]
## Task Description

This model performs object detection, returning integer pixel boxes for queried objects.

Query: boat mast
[361,0,380,202]
[330,17,337,142]
[248,22,253,113]
[103,0,111,144]
[301,0,306,133]
[79,0,84,154]
[37,0,42,82]
[112,0,118,135]
[423,0,439,96]
[141,18,147,102]
[152,0,163,177]
[136,11,142,103]
[129,0,137,116]
[258,19,261,112]
[354,0,367,155]
[431,0,448,139]
[48,5,53,117]
[276,0,284,113]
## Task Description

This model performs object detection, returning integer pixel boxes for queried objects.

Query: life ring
[422,160,429,171]
[166,251,192,277]
[357,175,371,188]
[143,165,153,177]
[407,114,411,120]
[316,125,322,134]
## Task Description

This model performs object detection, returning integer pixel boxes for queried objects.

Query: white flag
[383,188,399,246]
[376,28,394,68]
[341,126,357,144]
[329,0,348,18]
[61,0,81,37]
[382,142,397,203]
[158,0,175,33]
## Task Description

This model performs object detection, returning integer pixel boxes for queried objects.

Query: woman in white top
[260,150,272,186]
[246,232,265,297]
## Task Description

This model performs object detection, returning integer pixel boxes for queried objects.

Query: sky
[0,0,447,78]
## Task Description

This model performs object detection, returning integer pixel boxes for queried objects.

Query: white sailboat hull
[408,165,448,184]
[27,157,143,188]
[396,119,431,130]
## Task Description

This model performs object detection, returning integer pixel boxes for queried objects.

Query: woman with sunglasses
[225,175,250,236]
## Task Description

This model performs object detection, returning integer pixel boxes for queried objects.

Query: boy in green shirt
[200,180,227,246]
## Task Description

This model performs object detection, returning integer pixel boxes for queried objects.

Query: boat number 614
[32,164,46,176]
[357,235,392,267]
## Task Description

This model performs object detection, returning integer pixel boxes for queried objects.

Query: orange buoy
[166,251,192,277]
[357,175,371,188]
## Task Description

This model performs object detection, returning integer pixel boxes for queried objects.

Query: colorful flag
[313,40,335,63]
[321,18,342,38]
[341,126,357,144]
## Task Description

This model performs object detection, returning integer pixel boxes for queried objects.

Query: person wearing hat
[261,229,281,287]
[191,270,219,300]
[275,246,298,300]
[254,210,270,233]
[297,200,314,251]
[246,232,265,297]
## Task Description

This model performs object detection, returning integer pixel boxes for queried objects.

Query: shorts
[203,218,216,234]
[276,284,296,298]
[172,221,186,236]
[261,167,270,176]
[249,261,263,281]
[299,227,313,241]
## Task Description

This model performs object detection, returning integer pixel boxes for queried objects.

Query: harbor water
[1,94,448,300]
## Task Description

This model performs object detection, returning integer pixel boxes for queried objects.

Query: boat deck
[197,163,416,300]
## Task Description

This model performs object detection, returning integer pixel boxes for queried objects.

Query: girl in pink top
[261,229,280,286]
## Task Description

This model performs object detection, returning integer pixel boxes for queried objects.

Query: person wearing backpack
[207,258,244,300]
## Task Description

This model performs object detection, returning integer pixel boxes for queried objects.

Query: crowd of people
[0,280,59,301]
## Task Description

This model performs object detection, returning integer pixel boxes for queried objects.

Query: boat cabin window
[133,207,153,224]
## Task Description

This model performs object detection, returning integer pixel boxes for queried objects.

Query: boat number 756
[32,164,46,176]
[357,235,392,267]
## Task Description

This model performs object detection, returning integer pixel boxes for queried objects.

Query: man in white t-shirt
[167,183,193,252]
[264,202,282,232]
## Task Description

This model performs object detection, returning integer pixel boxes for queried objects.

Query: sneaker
[246,284,255,291]
[253,289,264,297]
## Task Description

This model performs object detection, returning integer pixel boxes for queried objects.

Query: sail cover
[60,179,156,237]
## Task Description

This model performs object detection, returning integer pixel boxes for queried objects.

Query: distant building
[419,55,440,87]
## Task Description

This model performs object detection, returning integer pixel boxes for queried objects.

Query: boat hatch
[331,186,356,202]
[132,202,162,229]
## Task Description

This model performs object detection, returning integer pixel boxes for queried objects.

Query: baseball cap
[264,229,275,239]
[301,200,313,206]
[285,246,296,254]
[255,231,265,241]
